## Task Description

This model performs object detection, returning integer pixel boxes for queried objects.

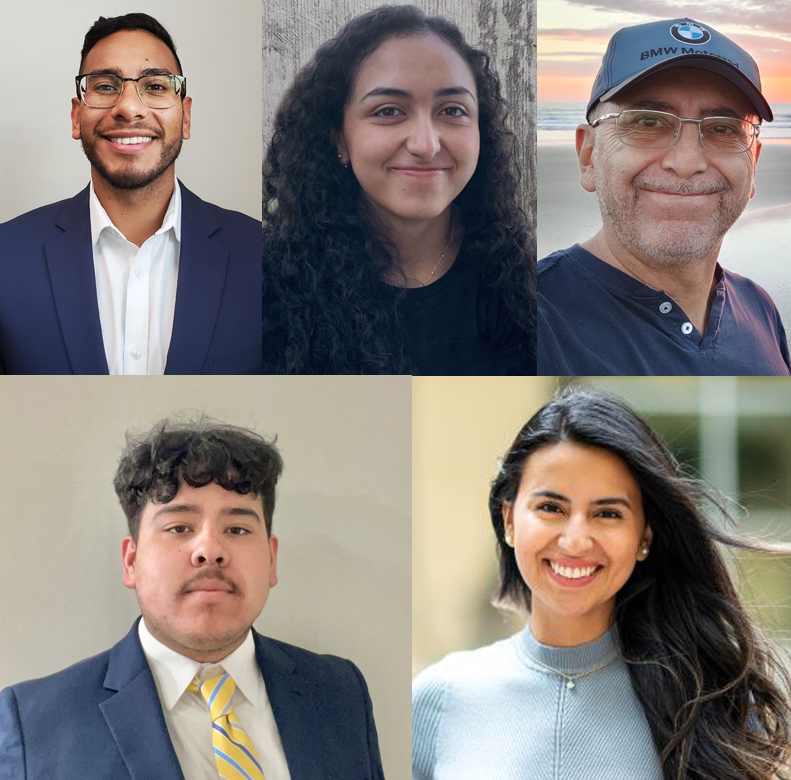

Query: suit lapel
[100,621,185,780]
[44,187,108,374]
[165,184,230,374]
[255,633,326,780]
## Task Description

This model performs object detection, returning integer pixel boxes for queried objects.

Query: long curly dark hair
[489,389,791,780]
[263,5,535,374]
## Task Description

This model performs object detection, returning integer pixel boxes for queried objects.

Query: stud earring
[337,153,348,168]
[640,545,649,558]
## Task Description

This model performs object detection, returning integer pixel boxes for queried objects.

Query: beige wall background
[262,0,536,229]
[0,0,262,222]
[0,376,410,778]
[413,376,791,675]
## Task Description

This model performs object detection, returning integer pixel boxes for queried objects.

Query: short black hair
[79,13,183,75]
[114,417,283,540]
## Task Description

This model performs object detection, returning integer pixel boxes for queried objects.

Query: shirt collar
[88,177,182,247]
[138,617,262,712]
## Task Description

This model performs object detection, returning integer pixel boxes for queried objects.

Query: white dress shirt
[89,180,181,375]
[138,618,291,780]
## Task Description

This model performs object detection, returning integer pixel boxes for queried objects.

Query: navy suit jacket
[0,620,384,780]
[0,184,262,374]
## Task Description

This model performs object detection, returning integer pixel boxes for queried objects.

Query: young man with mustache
[538,18,790,376]
[0,419,383,779]
[0,14,261,375]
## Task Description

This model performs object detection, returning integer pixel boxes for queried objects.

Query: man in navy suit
[0,419,384,779]
[0,13,261,375]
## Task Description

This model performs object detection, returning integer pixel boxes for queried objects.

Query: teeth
[549,561,598,579]
[111,136,153,145]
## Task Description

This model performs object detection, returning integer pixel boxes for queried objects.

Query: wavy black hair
[263,4,535,374]
[489,389,791,780]
[114,417,282,539]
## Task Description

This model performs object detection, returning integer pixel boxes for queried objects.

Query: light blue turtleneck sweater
[412,626,664,780]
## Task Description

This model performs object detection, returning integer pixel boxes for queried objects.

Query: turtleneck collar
[515,623,621,675]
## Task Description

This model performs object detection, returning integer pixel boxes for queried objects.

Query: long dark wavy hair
[489,389,791,780]
[263,5,535,374]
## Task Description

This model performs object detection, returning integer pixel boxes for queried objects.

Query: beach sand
[538,142,791,336]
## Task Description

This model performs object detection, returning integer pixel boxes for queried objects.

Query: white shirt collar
[89,177,182,247]
[138,617,263,712]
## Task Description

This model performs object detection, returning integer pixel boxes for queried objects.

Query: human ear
[502,501,515,547]
[637,525,653,560]
[576,124,596,193]
[181,95,192,140]
[121,535,138,589]
[71,98,82,140]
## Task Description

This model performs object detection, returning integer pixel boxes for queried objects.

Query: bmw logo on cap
[670,22,711,45]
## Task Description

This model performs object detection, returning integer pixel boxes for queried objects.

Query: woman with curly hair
[263,5,535,374]
[412,389,791,780]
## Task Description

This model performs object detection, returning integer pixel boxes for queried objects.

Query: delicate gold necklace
[521,649,618,690]
[424,220,456,284]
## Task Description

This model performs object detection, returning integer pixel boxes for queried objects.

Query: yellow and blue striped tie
[189,673,266,780]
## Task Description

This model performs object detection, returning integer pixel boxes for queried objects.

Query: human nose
[190,525,229,567]
[111,80,149,121]
[404,112,441,159]
[660,119,708,178]
[556,514,594,555]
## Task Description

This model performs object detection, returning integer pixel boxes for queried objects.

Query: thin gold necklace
[424,221,455,284]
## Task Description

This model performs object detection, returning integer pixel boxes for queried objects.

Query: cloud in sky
[557,0,791,37]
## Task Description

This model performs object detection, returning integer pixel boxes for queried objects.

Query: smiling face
[339,33,480,226]
[504,441,651,647]
[71,29,191,191]
[579,68,760,267]
[121,482,277,662]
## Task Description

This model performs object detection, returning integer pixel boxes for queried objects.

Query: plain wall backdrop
[0,0,262,222]
[262,0,536,229]
[0,376,410,778]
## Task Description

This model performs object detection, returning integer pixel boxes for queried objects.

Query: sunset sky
[538,0,791,104]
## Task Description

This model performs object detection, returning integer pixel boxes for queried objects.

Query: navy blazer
[0,620,384,780]
[0,184,262,374]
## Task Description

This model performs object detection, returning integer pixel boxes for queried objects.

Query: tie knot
[188,673,237,722]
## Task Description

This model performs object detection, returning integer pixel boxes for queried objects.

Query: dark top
[538,244,791,376]
[400,241,536,375]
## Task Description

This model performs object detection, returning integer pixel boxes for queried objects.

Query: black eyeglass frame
[74,73,187,109]
[589,109,761,154]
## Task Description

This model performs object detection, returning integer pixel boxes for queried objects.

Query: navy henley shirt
[538,244,791,376]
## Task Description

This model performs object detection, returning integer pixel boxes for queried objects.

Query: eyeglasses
[590,109,760,154]
[75,73,186,109]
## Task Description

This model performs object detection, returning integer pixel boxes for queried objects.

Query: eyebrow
[625,99,745,120]
[152,504,261,522]
[530,489,632,509]
[85,66,175,78]
[358,86,476,103]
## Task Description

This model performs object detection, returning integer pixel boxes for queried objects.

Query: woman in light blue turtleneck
[412,390,791,780]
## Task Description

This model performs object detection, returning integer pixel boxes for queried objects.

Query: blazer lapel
[255,633,326,780]
[99,621,185,780]
[44,187,108,374]
[165,184,230,374]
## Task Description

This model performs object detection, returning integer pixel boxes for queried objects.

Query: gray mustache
[634,176,728,196]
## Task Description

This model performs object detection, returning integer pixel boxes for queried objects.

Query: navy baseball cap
[587,19,772,123]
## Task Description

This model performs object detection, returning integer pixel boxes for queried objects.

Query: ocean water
[538,103,791,142]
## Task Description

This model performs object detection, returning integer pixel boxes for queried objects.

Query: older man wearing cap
[538,18,790,376]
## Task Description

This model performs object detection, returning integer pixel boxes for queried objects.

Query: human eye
[227,526,251,536]
[166,524,191,534]
[142,76,172,92]
[89,76,120,93]
[440,105,469,118]
[631,111,674,129]
[372,105,404,118]
[595,508,623,519]
[536,501,563,514]
[705,118,740,136]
